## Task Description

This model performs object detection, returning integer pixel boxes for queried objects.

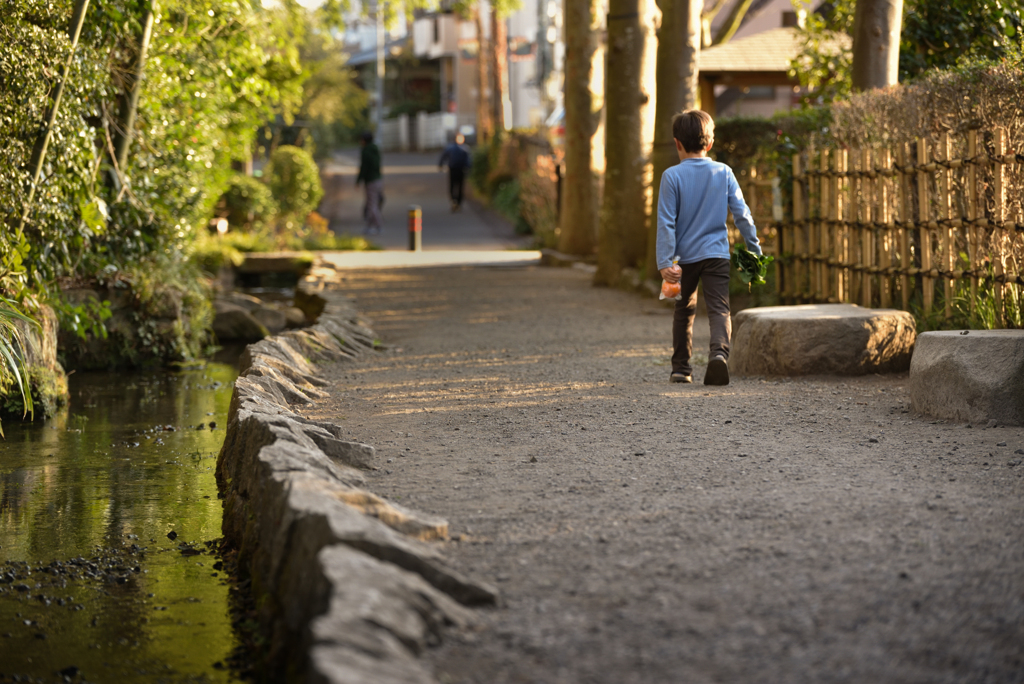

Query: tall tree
[475,1,494,143]
[492,9,510,130]
[852,0,903,90]
[594,0,648,285]
[644,0,700,282]
[490,0,520,131]
[558,0,599,256]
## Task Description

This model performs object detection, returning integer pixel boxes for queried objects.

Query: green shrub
[222,175,278,230]
[189,235,245,275]
[491,180,531,235]
[470,144,492,195]
[517,155,559,249]
[265,145,324,218]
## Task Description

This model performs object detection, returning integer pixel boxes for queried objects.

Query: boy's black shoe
[704,355,729,386]
[670,372,693,384]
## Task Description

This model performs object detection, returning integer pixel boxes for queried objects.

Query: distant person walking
[356,131,383,234]
[438,133,472,212]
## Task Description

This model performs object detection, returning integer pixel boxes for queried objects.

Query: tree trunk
[475,3,493,144]
[851,0,903,90]
[644,0,700,282]
[113,5,155,174]
[492,13,510,131]
[558,0,599,256]
[594,0,648,286]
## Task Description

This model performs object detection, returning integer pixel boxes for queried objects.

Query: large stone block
[731,304,916,377]
[213,301,268,342]
[910,330,1024,425]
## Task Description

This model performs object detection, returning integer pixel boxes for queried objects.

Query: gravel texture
[303,264,1024,684]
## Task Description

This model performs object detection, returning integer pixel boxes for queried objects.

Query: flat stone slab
[731,304,916,377]
[237,252,313,274]
[910,330,1024,426]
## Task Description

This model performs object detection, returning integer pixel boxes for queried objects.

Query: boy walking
[656,109,761,386]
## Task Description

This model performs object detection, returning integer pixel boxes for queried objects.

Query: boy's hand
[660,264,681,283]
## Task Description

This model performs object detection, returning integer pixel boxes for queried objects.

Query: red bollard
[408,205,422,252]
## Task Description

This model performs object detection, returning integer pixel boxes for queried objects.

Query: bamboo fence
[773,128,1024,326]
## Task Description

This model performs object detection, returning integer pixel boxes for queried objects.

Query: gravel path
[303,264,1024,684]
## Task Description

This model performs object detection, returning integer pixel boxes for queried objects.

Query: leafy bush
[287,212,379,251]
[829,50,1024,151]
[0,0,306,378]
[0,298,35,435]
[491,180,522,226]
[517,156,559,248]
[189,236,246,276]
[222,176,278,230]
[265,145,324,218]
[470,144,492,195]
[471,132,556,241]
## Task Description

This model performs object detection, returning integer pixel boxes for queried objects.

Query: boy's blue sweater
[656,157,761,270]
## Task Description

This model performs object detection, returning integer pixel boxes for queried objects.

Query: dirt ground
[302,264,1024,684]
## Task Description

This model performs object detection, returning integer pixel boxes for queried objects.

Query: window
[742,86,775,100]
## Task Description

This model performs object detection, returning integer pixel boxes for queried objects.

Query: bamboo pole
[918,139,934,315]
[815,148,823,301]
[879,148,892,308]
[835,150,846,301]
[993,128,1007,327]
[938,132,954,320]
[861,149,873,307]
[967,130,980,314]
[848,149,858,302]
[898,143,911,310]
[839,149,847,301]
[820,149,831,302]
[791,153,803,302]
[747,166,758,221]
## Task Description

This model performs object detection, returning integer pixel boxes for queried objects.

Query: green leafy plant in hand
[732,244,773,290]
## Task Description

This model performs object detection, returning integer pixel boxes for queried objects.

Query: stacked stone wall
[217,262,496,683]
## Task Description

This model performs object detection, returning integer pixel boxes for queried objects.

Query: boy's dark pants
[449,168,465,206]
[672,258,731,376]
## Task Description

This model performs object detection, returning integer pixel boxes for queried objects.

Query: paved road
[319,150,530,252]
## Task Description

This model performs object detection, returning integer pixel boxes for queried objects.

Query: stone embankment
[216,261,497,683]
[10,304,68,417]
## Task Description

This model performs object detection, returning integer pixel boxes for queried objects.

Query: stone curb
[217,260,497,683]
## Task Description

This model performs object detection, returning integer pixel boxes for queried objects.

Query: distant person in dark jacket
[438,133,472,212]
[356,131,383,234]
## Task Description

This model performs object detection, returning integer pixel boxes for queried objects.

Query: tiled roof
[700,27,850,73]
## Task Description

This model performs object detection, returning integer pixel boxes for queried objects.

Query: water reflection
[0,364,240,683]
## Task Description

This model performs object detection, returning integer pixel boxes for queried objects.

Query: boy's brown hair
[672,109,714,153]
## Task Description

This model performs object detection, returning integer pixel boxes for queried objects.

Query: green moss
[1,365,68,420]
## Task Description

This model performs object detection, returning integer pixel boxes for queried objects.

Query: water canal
[0,363,243,683]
